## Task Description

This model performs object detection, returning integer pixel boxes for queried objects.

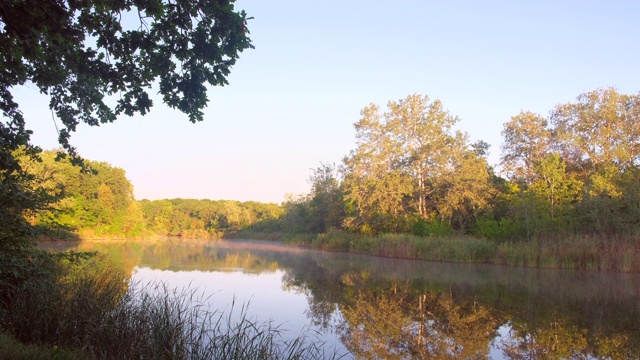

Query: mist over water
[44,239,640,359]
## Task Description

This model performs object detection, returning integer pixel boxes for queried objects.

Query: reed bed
[0,252,341,359]
[285,230,640,272]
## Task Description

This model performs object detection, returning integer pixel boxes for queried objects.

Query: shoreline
[42,231,640,273]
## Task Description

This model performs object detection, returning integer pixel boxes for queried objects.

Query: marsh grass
[0,252,340,360]
[286,230,640,272]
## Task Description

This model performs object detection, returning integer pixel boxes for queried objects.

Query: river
[42,239,640,359]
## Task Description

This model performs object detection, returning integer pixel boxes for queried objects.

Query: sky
[13,1,640,204]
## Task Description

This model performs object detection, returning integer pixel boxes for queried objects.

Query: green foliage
[307,163,346,233]
[341,94,493,233]
[500,111,552,183]
[471,217,523,242]
[528,153,583,220]
[0,149,54,250]
[1,0,253,156]
[0,0,253,248]
[266,89,640,264]
[14,151,285,240]
[311,228,355,251]
[495,88,640,240]
[21,150,143,238]
[411,218,452,237]
[140,198,283,238]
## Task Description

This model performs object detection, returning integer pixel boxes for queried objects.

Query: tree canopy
[341,94,493,233]
[1,0,253,153]
[0,0,253,248]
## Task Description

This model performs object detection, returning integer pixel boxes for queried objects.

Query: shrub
[411,218,453,237]
[471,217,523,242]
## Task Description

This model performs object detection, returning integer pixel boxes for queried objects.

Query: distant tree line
[22,151,282,239]
[139,198,282,238]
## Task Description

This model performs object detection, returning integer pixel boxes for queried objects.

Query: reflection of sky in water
[132,267,348,356]
[40,240,640,359]
[132,267,511,359]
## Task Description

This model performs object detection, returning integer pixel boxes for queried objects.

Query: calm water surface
[43,239,640,359]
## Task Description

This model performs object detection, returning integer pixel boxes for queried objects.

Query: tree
[343,94,493,233]
[1,0,253,151]
[551,87,640,177]
[432,134,495,230]
[342,102,415,233]
[20,150,143,237]
[528,153,582,221]
[385,94,459,219]
[549,88,640,234]
[307,163,345,233]
[500,111,551,183]
[1,0,253,248]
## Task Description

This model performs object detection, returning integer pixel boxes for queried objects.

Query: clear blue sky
[14,0,640,203]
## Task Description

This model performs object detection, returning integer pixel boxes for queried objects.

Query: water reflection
[41,239,640,359]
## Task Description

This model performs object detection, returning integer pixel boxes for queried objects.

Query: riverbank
[233,229,640,273]
[39,228,640,273]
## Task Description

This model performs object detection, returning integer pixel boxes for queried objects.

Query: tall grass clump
[373,234,496,263]
[311,228,355,252]
[0,251,340,359]
[90,282,337,360]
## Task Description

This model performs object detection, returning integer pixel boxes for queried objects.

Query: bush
[312,228,353,251]
[411,218,453,237]
[471,217,523,242]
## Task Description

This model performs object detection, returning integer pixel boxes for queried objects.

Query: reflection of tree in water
[336,279,499,360]
[501,319,587,360]
[48,239,282,275]
[45,240,640,359]
[281,262,343,330]
[500,318,635,360]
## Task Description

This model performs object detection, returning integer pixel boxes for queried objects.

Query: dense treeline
[21,151,143,239]
[13,87,640,270]
[139,198,282,238]
[269,88,640,268]
[21,151,283,239]
[308,88,639,237]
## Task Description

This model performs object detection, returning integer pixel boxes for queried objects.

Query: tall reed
[0,253,340,359]
[286,230,640,272]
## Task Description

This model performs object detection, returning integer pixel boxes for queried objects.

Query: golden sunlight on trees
[551,88,640,176]
[497,87,640,237]
[500,111,552,184]
[342,94,493,234]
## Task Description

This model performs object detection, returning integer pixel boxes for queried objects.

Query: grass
[283,230,640,272]
[0,251,341,360]
[0,331,86,360]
